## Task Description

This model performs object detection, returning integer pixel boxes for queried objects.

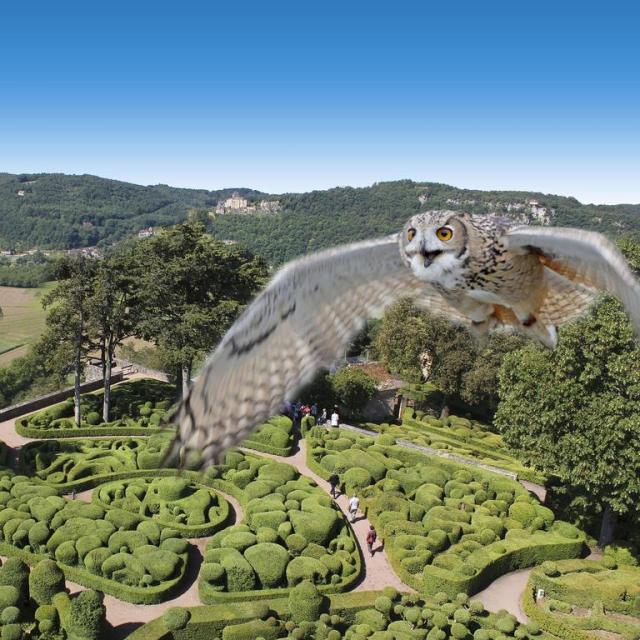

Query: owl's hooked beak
[420,245,442,268]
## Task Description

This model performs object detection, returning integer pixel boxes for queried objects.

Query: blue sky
[1,1,639,203]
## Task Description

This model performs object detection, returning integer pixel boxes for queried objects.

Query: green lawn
[0,282,53,365]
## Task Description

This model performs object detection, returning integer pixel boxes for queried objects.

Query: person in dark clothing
[329,473,340,498]
[366,524,377,557]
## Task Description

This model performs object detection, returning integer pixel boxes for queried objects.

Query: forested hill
[211,180,640,264]
[0,172,263,250]
[1,172,639,264]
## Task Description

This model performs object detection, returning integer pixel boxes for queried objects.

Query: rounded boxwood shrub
[163,607,191,631]
[55,540,78,565]
[374,595,393,615]
[286,557,330,586]
[85,412,102,425]
[0,586,19,609]
[0,558,29,602]
[1,624,22,640]
[343,467,373,493]
[0,607,19,624]
[289,580,326,624]
[244,543,289,588]
[29,560,65,606]
[68,589,105,640]
[221,532,258,552]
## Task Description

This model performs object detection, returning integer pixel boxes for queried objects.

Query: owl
[166,210,640,469]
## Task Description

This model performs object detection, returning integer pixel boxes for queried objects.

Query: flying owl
[166,210,640,469]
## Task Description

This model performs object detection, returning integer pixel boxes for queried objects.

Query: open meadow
[0,283,52,366]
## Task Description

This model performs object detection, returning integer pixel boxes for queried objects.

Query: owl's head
[399,210,470,283]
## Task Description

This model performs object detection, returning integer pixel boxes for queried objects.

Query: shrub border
[125,591,384,640]
[91,476,231,538]
[0,541,189,605]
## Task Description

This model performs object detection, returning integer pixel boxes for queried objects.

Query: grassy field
[0,282,53,366]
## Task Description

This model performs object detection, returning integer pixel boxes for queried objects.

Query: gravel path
[0,384,558,634]
[242,441,413,593]
[473,568,531,622]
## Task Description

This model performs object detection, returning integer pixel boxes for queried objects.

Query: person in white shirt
[348,494,359,522]
[330,409,340,427]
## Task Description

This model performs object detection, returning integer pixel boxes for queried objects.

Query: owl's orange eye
[407,228,417,242]
[436,227,453,242]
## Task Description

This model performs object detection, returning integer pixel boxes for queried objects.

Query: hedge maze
[5,377,638,639]
[19,434,173,490]
[199,450,361,601]
[94,476,230,537]
[16,378,176,438]
[365,406,544,483]
[0,469,189,604]
[523,559,640,639]
[306,427,585,597]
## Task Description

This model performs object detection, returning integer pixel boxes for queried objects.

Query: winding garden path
[241,440,413,594]
[0,380,556,635]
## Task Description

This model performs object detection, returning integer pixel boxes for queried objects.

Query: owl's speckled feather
[166,211,640,470]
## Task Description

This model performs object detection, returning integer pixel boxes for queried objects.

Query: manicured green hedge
[0,470,189,604]
[16,378,176,439]
[242,416,295,457]
[307,426,584,598]
[523,559,640,638]
[92,476,230,538]
[198,450,361,603]
[370,408,546,484]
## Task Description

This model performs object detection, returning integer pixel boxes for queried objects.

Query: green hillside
[1,173,639,264]
[0,172,263,250]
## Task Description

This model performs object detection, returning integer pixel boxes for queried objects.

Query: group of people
[328,473,377,556]
[284,401,340,428]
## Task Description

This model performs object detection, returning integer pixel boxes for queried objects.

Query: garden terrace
[241,415,295,456]
[198,449,362,602]
[125,585,553,640]
[0,468,189,604]
[19,435,174,491]
[16,378,176,438]
[93,476,230,538]
[0,555,106,640]
[364,406,544,483]
[306,426,585,598]
[523,559,640,639]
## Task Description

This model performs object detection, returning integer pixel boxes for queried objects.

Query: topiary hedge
[242,416,295,456]
[0,469,189,604]
[199,450,361,603]
[523,558,640,638]
[92,476,230,537]
[307,426,585,597]
[16,379,176,439]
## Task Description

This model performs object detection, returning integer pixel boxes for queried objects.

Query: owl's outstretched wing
[503,226,640,331]
[165,236,464,470]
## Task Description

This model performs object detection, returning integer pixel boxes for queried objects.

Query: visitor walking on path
[366,524,377,557]
[331,408,340,427]
[348,493,359,523]
[319,408,327,425]
[329,473,340,498]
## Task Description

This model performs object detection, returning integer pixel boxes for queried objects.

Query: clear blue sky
[1,1,639,203]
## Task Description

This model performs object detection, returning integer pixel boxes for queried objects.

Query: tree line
[2,172,640,261]
[0,219,268,423]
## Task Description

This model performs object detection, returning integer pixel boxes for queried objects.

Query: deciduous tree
[496,297,640,546]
